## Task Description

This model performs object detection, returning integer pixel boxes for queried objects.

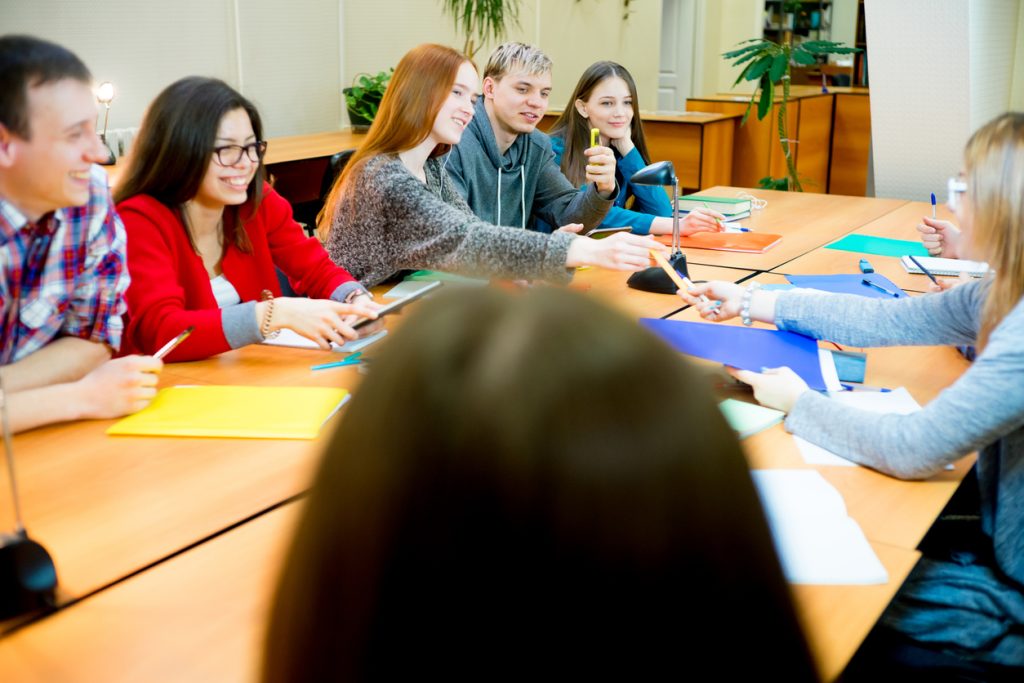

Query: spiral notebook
[899,256,989,277]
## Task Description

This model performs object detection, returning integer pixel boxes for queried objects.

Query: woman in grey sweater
[320,44,664,287]
[683,113,1024,672]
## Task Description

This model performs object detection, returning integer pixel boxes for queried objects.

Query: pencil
[908,255,940,286]
[153,326,194,360]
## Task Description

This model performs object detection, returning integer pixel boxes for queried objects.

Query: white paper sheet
[261,328,387,353]
[751,470,888,585]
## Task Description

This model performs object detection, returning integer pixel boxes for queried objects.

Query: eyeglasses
[212,140,268,167]
[947,177,967,211]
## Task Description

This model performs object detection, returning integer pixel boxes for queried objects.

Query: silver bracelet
[740,282,761,327]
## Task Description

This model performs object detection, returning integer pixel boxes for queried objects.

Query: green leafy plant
[440,0,521,61]
[343,69,393,129]
[723,38,859,192]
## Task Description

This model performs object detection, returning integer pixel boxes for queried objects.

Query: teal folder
[825,234,929,258]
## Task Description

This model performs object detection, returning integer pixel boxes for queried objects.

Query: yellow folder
[106,385,350,440]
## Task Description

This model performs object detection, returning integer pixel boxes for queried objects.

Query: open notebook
[900,255,989,277]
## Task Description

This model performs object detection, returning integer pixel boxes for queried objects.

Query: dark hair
[114,76,264,253]
[0,35,92,140]
[263,287,818,681]
[549,61,652,187]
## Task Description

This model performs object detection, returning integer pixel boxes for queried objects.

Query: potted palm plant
[440,0,521,60]
[723,38,859,191]
[344,69,393,131]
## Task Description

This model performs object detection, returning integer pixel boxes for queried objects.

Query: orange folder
[655,231,782,253]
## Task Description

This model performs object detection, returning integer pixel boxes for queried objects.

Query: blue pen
[930,192,937,219]
[311,351,362,371]
[861,278,901,298]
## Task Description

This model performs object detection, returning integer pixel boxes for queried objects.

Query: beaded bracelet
[740,282,761,327]
[260,289,279,340]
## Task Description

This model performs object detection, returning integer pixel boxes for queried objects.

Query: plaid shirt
[0,165,129,363]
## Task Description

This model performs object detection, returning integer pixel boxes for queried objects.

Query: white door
[659,0,698,111]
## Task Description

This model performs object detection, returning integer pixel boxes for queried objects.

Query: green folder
[825,234,929,258]
[718,399,785,439]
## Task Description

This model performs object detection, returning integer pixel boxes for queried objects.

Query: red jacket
[117,186,357,361]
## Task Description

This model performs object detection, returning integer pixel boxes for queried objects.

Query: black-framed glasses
[212,140,267,166]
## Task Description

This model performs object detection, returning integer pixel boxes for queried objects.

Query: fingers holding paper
[728,366,810,413]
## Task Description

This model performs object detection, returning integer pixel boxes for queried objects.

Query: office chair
[293,149,357,238]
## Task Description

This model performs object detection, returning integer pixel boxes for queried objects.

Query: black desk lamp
[0,376,58,620]
[96,81,116,166]
[626,160,690,294]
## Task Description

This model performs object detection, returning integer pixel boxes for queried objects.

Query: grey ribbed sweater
[776,280,1024,664]
[325,155,576,287]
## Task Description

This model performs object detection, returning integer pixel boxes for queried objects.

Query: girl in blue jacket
[548,61,724,236]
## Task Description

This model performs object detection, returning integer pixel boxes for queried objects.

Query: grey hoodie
[445,98,615,231]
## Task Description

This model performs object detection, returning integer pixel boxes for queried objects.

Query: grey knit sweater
[776,280,1024,664]
[325,154,576,287]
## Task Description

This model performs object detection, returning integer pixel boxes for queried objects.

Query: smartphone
[584,226,632,240]
[352,280,443,329]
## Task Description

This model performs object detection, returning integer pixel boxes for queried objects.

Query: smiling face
[192,107,257,210]
[484,69,552,136]
[575,76,633,143]
[430,61,479,146]
[0,78,108,221]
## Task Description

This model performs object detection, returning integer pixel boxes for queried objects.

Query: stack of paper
[107,385,350,439]
[751,470,888,585]
[794,387,921,467]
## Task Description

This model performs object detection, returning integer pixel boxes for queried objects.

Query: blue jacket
[548,133,673,235]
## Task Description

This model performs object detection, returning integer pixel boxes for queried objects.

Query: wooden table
[678,187,906,271]
[777,200,959,293]
[0,192,971,682]
[0,345,363,617]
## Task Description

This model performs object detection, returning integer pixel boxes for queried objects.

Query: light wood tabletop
[677,187,907,271]
[669,272,973,551]
[777,200,961,293]
[0,191,976,682]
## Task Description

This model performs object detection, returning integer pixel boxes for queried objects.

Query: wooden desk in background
[538,110,739,193]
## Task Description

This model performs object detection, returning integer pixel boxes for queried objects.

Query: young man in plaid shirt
[0,35,161,432]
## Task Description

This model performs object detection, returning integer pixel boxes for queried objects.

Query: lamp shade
[629,160,676,187]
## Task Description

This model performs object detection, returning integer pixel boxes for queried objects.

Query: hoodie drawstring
[496,166,526,230]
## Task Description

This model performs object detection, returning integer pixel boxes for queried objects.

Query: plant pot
[343,88,383,132]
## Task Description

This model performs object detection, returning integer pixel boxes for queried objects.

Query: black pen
[861,278,901,298]
[908,255,940,287]
[154,326,194,360]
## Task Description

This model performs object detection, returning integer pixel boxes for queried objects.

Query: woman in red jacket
[115,77,377,362]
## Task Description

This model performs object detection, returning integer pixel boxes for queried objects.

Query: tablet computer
[352,279,443,329]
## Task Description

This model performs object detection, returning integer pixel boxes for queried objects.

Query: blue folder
[640,319,829,390]
[785,273,908,299]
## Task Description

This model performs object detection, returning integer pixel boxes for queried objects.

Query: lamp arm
[671,177,680,255]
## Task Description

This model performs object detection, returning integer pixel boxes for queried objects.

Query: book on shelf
[677,195,752,215]
[899,255,989,278]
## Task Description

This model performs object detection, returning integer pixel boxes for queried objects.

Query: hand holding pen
[584,127,617,196]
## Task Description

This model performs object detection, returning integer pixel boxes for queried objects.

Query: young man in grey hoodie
[445,43,617,233]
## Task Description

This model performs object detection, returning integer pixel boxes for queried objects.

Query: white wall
[695,0,763,96]
[865,0,1019,201]
[4,0,340,138]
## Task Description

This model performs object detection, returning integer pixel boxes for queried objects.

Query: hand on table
[728,366,810,413]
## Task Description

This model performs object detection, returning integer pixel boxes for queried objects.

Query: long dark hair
[549,61,652,187]
[114,76,264,253]
[262,287,818,682]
